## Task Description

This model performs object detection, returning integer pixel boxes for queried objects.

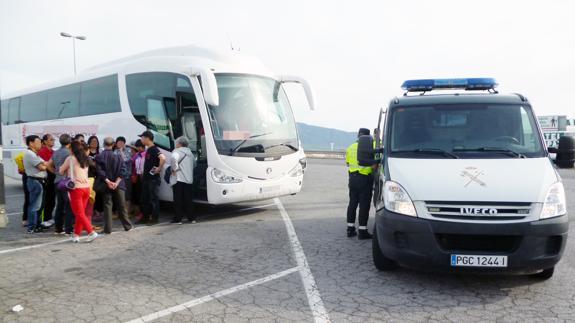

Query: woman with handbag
[59,141,98,243]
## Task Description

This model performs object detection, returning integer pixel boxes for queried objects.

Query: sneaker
[170,220,183,225]
[41,219,55,228]
[26,229,35,234]
[71,235,80,243]
[358,230,373,240]
[86,232,98,242]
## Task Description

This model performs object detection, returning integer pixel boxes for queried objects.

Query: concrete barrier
[304,150,346,159]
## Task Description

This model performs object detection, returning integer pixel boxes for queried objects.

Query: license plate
[451,254,508,267]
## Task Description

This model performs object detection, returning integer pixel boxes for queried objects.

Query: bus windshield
[388,104,546,159]
[207,74,299,156]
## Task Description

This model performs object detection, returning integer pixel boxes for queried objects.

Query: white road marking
[124,267,300,323]
[274,198,331,323]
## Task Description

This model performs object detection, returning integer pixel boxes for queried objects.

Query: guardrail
[304,150,346,159]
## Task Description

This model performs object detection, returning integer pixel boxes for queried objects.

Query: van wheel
[372,227,397,271]
[531,267,555,280]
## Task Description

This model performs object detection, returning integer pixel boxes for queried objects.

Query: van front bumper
[375,209,569,274]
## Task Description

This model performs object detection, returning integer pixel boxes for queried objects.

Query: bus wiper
[265,142,298,151]
[396,148,459,159]
[453,147,526,158]
[229,132,273,156]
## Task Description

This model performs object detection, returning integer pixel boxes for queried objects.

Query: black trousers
[102,189,133,233]
[346,173,373,228]
[142,178,161,221]
[22,174,30,221]
[172,182,195,222]
[40,172,56,221]
[54,187,74,233]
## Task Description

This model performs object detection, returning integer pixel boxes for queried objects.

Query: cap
[138,130,154,140]
[358,128,370,137]
[134,139,144,147]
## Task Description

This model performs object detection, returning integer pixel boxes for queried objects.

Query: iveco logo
[460,208,498,215]
[266,168,273,175]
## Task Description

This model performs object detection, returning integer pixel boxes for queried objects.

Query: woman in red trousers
[59,142,98,243]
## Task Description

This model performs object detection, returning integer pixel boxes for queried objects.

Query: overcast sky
[1,0,574,132]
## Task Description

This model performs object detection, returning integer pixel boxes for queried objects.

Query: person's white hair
[103,137,115,147]
[175,136,189,147]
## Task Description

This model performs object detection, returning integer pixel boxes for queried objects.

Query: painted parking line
[274,198,331,323]
[125,267,300,323]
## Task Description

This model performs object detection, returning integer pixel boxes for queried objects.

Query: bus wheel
[372,227,397,271]
[530,267,555,280]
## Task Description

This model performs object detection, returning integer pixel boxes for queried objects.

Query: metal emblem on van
[460,207,498,215]
[266,168,273,175]
[460,167,486,187]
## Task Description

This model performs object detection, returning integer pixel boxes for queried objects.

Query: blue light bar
[401,78,498,92]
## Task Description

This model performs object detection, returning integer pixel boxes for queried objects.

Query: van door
[373,108,386,207]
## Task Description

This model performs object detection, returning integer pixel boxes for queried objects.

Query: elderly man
[169,136,195,224]
[95,137,134,234]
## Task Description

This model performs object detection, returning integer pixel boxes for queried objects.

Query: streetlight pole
[60,32,86,75]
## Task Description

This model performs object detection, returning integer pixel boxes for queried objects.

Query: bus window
[46,83,81,119]
[7,98,20,125]
[146,97,173,149]
[80,75,121,116]
[20,91,47,123]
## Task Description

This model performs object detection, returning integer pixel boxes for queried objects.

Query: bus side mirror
[191,67,219,107]
[280,75,316,111]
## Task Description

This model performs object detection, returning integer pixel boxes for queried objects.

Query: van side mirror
[280,75,316,111]
[191,67,219,107]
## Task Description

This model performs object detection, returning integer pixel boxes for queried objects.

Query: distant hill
[297,122,357,151]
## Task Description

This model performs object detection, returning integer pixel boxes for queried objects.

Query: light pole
[60,32,86,75]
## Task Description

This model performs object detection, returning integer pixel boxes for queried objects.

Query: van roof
[390,92,528,107]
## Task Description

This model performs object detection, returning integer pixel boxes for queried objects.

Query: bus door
[176,91,208,202]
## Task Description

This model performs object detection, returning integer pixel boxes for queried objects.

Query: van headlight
[540,182,567,219]
[289,163,304,177]
[211,168,243,184]
[384,181,417,217]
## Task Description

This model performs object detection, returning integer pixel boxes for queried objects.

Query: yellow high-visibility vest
[345,142,373,175]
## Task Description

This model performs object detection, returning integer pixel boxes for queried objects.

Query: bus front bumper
[206,174,303,205]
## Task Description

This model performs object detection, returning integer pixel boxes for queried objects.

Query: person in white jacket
[170,136,196,224]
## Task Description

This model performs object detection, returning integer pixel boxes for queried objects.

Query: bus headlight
[540,182,567,219]
[211,168,243,184]
[289,163,304,177]
[384,181,417,217]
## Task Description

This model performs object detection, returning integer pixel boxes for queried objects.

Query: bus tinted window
[8,98,21,124]
[80,75,121,116]
[20,91,47,123]
[126,72,190,119]
[47,83,81,119]
[0,100,7,125]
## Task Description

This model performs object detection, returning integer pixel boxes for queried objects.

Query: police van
[371,78,568,279]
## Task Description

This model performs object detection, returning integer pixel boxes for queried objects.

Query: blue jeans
[26,178,44,231]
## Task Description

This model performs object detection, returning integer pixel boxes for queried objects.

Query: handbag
[164,153,187,185]
[57,157,76,191]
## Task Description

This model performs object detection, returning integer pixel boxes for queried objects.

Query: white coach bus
[0,46,315,204]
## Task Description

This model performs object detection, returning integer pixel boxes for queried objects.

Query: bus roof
[2,45,275,100]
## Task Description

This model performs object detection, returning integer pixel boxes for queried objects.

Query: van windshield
[388,104,545,158]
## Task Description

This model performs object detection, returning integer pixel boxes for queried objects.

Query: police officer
[345,128,381,239]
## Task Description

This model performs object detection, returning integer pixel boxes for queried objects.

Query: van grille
[425,201,532,221]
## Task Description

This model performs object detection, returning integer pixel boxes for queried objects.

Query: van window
[389,104,545,158]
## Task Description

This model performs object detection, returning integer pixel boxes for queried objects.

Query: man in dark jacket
[95,137,134,234]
